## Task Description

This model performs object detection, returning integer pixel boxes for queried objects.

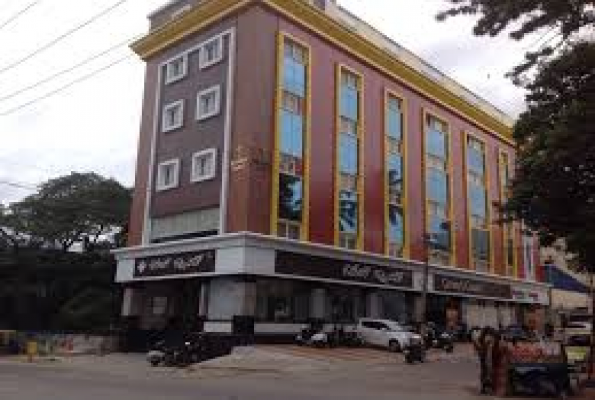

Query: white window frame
[196,86,221,121]
[191,148,217,183]
[156,159,180,192]
[161,100,185,133]
[199,36,223,69]
[164,54,188,85]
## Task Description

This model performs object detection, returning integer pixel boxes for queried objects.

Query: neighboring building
[114,0,549,337]
[542,243,593,315]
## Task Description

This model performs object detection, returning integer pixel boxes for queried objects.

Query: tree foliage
[437,1,595,271]
[507,42,595,271]
[0,172,131,251]
[437,0,595,81]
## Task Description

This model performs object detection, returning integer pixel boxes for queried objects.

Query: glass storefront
[254,278,414,324]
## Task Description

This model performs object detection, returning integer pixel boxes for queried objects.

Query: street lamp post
[420,233,438,331]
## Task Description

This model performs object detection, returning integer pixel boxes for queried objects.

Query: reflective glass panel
[339,190,358,233]
[387,153,403,203]
[388,205,404,246]
[280,110,303,158]
[339,133,358,175]
[427,168,448,205]
[428,215,451,252]
[426,128,447,159]
[278,173,303,222]
[469,182,487,218]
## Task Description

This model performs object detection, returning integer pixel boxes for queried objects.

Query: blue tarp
[545,265,590,294]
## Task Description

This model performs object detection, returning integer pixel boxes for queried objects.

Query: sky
[0,0,539,204]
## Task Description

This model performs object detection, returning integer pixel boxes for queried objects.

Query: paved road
[0,348,555,400]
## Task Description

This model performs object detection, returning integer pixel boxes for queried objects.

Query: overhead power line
[0,54,134,116]
[0,0,130,76]
[0,1,42,34]
[0,35,139,103]
[0,179,37,191]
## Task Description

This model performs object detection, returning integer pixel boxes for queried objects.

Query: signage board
[275,251,413,288]
[134,250,216,278]
[434,273,512,299]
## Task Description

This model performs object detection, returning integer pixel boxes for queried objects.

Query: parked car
[357,318,421,352]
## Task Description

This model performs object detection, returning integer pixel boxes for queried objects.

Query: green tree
[0,172,131,251]
[509,42,595,271]
[437,0,595,82]
[437,0,595,272]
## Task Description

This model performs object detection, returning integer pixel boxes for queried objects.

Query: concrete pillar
[198,282,209,317]
[310,288,326,319]
[121,287,142,317]
[413,295,424,323]
[366,292,382,318]
[242,280,257,316]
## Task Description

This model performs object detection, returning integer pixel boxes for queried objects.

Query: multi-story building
[115,0,549,337]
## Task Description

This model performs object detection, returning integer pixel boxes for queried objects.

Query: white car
[357,318,421,352]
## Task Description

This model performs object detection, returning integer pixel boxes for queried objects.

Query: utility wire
[0,54,134,116]
[0,179,37,191]
[0,0,130,76]
[0,35,140,103]
[0,1,42,34]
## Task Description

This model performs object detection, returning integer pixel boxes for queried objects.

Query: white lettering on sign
[343,264,406,285]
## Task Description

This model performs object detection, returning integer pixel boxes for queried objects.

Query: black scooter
[404,338,426,364]
[147,333,206,367]
[424,324,454,353]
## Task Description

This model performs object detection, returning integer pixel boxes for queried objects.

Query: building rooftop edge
[136,0,515,135]
[329,2,514,128]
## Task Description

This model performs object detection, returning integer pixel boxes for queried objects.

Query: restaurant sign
[434,274,512,299]
[275,251,413,288]
[134,250,216,278]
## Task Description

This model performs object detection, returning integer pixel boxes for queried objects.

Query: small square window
[191,148,217,183]
[151,296,168,316]
[165,55,188,84]
[162,100,184,133]
[196,86,221,121]
[199,36,223,69]
[156,159,180,191]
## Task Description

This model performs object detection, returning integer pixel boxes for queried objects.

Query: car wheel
[388,340,401,353]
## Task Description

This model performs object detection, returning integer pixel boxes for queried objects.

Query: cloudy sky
[0,0,538,204]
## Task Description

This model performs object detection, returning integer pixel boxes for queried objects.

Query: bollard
[26,341,38,363]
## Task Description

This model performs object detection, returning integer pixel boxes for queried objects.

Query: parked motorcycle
[404,336,426,364]
[147,332,206,367]
[328,325,363,348]
[296,324,329,348]
[423,323,454,353]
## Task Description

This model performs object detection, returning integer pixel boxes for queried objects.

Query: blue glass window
[339,133,358,175]
[340,86,358,120]
[278,174,303,222]
[467,146,485,175]
[283,58,305,97]
[426,169,448,205]
[472,229,490,261]
[339,190,358,233]
[426,129,447,159]
[388,205,404,245]
[428,215,451,252]
[387,153,403,201]
[387,106,402,141]
[469,182,487,218]
[280,110,303,158]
